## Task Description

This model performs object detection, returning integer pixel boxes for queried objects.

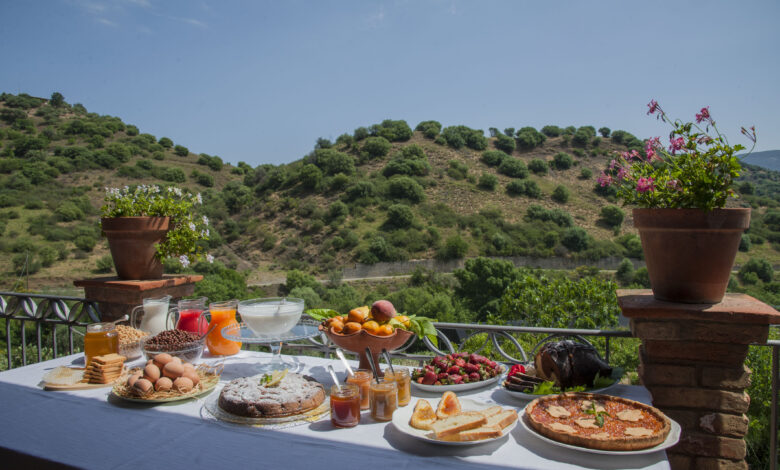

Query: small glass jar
[346,369,373,410]
[384,368,411,407]
[330,384,361,428]
[84,322,119,365]
[369,380,398,421]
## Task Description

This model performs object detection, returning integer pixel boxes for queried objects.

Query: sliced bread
[478,406,504,419]
[431,411,487,438]
[436,391,462,419]
[440,425,502,442]
[486,409,518,430]
[410,399,438,430]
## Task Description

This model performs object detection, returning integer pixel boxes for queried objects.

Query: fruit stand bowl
[319,324,414,376]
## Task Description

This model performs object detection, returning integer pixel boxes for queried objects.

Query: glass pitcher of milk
[130,295,176,335]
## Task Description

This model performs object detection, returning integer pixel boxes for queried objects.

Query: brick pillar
[74,275,204,321]
[618,289,780,470]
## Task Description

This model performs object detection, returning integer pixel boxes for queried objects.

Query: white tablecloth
[0,351,669,470]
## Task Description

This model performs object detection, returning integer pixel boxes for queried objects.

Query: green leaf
[303,309,340,322]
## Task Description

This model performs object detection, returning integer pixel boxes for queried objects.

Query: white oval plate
[519,408,681,455]
[411,365,505,393]
[503,378,620,401]
[391,397,517,446]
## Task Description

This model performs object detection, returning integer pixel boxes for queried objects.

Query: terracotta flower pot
[632,208,750,304]
[101,217,170,280]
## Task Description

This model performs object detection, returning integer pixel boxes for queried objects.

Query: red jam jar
[330,384,361,428]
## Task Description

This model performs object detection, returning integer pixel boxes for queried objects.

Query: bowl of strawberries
[411,352,505,392]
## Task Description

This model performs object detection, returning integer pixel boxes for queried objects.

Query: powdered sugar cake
[218,373,325,418]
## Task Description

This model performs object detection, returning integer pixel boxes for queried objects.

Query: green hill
[743,149,780,172]
[0,92,778,289]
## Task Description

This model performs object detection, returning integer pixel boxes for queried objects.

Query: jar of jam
[383,368,411,407]
[84,322,119,365]
[346,369,372,410]
[369,380,398,421]
[330,384,361,428]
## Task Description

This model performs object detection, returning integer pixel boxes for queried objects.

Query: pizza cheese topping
[580,400,606,413]
[549,422,577,433]
[546,405,571,418]
[575,418,600,429]
[616,409,643,422]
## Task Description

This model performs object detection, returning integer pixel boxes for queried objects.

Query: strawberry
[447,365,461,375]
[464,363,480,373]
[422,371,437,385]
[469,372,480,382]
[450,374,463,384]
[455,358,466,368]
[437,372,449,380]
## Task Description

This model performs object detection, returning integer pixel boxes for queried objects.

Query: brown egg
[155,377,173,392]
[173,377,193,393]
[132,378,154,396]
[182,370,199,386]
[146,359,154,366]
[152,353,175,369]
[170,356,182,365]
[143,363,161,382]
[126,372,142,388]
[163,361,184,379]
[182,362,195,373]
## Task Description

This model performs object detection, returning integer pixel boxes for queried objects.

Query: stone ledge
[617,289,780,325]
[74,275,204,291]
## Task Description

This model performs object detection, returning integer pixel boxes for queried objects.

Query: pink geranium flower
[647,100,659,115]
[597,172,613,187]
[636,177,655,193]
[669,137,685,154]
[645,137,661,161]
[695,106,710,124]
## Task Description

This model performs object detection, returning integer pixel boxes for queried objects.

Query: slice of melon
[436,391,462,419]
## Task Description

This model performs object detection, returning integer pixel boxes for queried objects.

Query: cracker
[92,354,126,364]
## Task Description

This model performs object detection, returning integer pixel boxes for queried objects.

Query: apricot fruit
[370,300,396,323]
[329,319,344,334]
[395,315,410,328]
[377,324,394,336]
[343,322,363,334]
[347,306,369,324]
[362,320,380,335]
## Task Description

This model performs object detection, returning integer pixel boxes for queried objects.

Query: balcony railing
[1,291,778,470]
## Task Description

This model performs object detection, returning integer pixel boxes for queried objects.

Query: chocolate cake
[218,373,326,418]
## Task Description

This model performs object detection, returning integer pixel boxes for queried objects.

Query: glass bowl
[119,339,143,361]
[238,297,304,337]
[140,335,205,364]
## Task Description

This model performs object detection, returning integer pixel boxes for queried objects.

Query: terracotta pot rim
[633,207,750,231]
[101,216,170,232]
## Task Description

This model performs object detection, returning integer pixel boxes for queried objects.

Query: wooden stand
[74,275,203,321]
[618,289,780,470]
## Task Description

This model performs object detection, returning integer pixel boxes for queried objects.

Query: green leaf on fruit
[304,309,341,322]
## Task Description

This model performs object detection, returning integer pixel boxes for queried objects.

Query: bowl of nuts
[141,329,205,364]
[116,325,150,360]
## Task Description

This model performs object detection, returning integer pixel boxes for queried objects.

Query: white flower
[188,222,197,231]
[195,193,202,204]
[179,255,190,268]
[206,254,214,264]
[173,187,183,197]
[201,229,210,238]
[202,216,209,226]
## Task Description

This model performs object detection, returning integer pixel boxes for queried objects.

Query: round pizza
[523,392,671,451]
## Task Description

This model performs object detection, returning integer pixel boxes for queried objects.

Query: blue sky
[1,0,778,166]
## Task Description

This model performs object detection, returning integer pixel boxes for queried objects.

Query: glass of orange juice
[205,300,241,356]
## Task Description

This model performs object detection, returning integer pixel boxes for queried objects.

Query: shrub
[385,204,414,229]
[616,258,635,285]
[415,120,442,139]
[503,128,515,137]
[344,180,375,201]
[12,252,41,274]
[328,201,349,221]
[160,167,186,183]
[125,125,139,136]
[383,145,430,177]
[572,128,591,147]
[361,136,392,159]
[600,206,625,228]
[541,125,562,137]
[38,246,58,267]
[158,137,173,148]
[478,173,498,190]
[447,160,469,180]
[561,227,591,252]
[599,127,611,137]
[74,235,97,252]
[551,152,574,170]
[335,133,354,147]
[173,145,189,156]
[353,127,369,141]
[494,133,516,153]
[528,159,548,175]
[516,127,545,150]
[372,119,413,142]
[55,201,85,221]
[315,137,332,149]
[96,254,114,273]
[739,258,774,283]
[579,167,593,179]
[551,185,570,203]
[315,148,356,175]
[481,150,508,167]
[441,126,487,150]
[437,235,468,260]
[498,158,528,178]
[194,172,214,187]
[739,234,751,252]
[298,163,323,190]
[738,182,755,195]
[387,176,425,203]
[506,179,540,198]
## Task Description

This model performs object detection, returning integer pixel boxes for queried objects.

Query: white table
[0,351,670,470]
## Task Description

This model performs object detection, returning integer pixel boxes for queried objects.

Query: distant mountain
[742,150,780,172]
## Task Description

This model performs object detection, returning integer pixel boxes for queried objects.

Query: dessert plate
[391,397,517,446]
[202,386,330,429]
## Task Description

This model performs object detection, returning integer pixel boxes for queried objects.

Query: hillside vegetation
[0,92,779,290]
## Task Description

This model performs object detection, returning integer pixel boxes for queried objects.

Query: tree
[158,137,173,148]
[503,128,515,137]
[387,176,425,203]
[385,204,414,228]
[494,133,516,153]
[174,145,189,156]
[599,127,611,137]
[353,127,369,141]
[361,136,391,159]
[315,137,332,149]
[551,152,573,170]
[315,148,356,175]
[506,179,540,198]
[298,163,323,190]
[600,206,625,228]
[528,159,548,175]
[50,92,65,107]
[415,120,441,139]
[498,158,528,178]
[551,185,570,203]
[437,235,468,260]
[481,150,508,167]
[372,119,413,142]
[454,257,520,319]
[739,258,773,283]
[561,227,591,252]
[541,125,561,137]
[616,258,635,285]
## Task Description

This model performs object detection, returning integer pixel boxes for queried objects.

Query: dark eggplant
[534,340,612,389]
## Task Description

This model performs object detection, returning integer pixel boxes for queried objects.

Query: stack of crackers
[83,353,126,384]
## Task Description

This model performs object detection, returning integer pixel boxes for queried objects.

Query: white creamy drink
[239,300,303,336]
[139,300,171,335]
